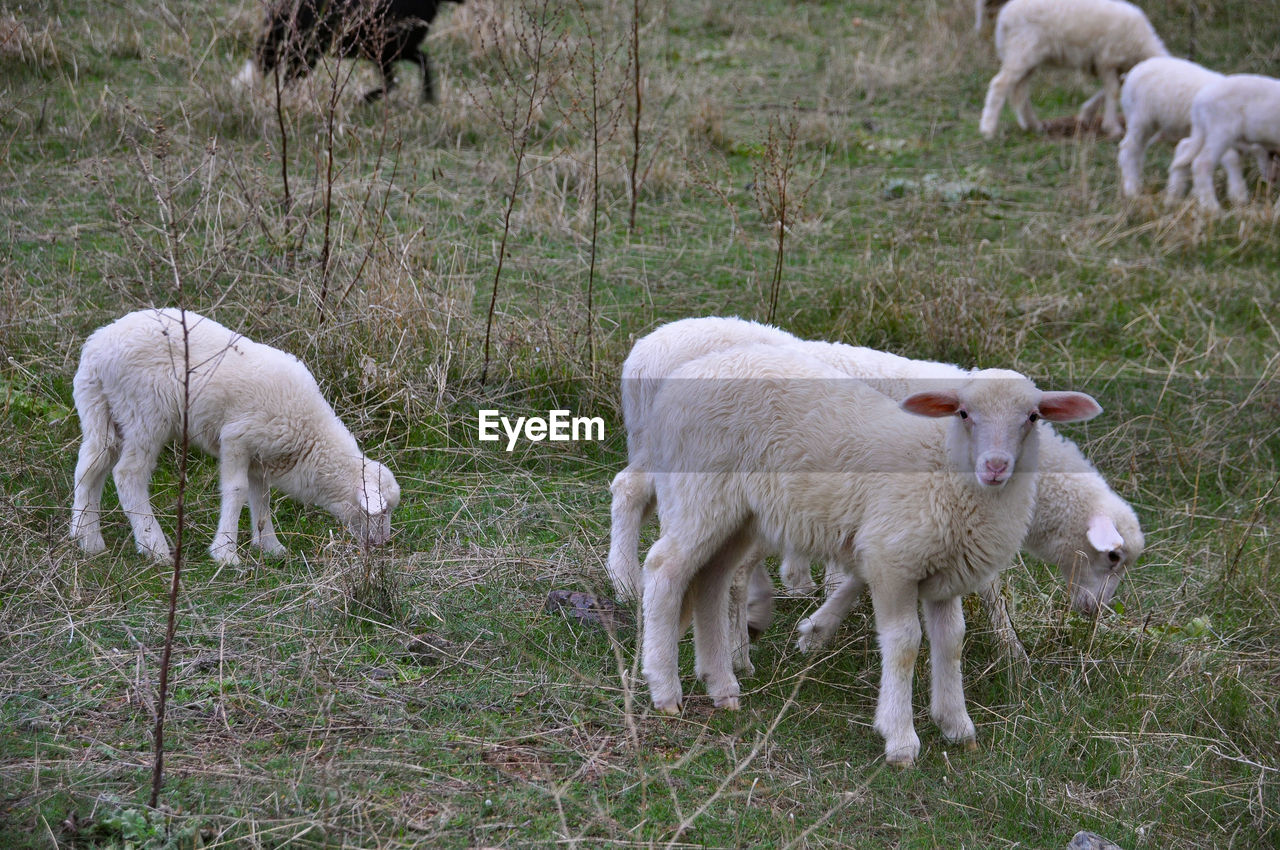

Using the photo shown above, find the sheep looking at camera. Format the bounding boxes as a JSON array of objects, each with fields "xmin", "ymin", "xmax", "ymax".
[
  {"xmin": 979, "ymin": 0, "xmax": 1167, "ymax": 140},
  {"xmin": 70, "ymin": 308, "xmax": 399, "ymax": 565},
  {"xmin": 639, "ymin": 344, "xmax": 1101, "ymax": 765},
  {"xmin": 232, "ymin": 0, "xmax": 461, "ymax": 104},
  {"xmin": 1167, "ymin": 73, "xmax": 1280, "ymax": 212}
]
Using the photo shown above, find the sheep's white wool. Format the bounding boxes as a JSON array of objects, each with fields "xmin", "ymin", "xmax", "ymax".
[
  {"xmin": 979, "ymin": 0, "xmax": 1167, "ymax": 140},
  {"xmin": 70, "ymin": 308, "xmax": 399, "ymax": 564},
  {"xmin": 637, "ymin": 343, "xmax": 1100, "ymax": 765},
  {"xmin": 1167, "ymin": 73, "xmax": 1280, "ymax": 211}
]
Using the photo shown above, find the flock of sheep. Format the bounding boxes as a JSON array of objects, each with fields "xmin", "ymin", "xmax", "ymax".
[
  {"xmin": 981, "ymin": 0, "xmax": 1278, "ymax": 211},
  {"xmin": 66, "ymin": 0, "xmax": 1274, "ymax": 768},
  {"xmin": 605, "ymin": 317, "xmax": 1142, "ymax": 766}
]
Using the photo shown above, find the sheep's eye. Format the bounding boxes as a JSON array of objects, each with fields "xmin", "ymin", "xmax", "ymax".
[
  {"xmin": 1029, "ymin": 412, "xmax": 1040, "ymax": 423},
  {"xmin": 958, "ymin": 410, "xmax": 969, "ymax": 420},
  {"xmin": 1108, "ymin": 550, "xmax": 1123, "ymax": 565}
]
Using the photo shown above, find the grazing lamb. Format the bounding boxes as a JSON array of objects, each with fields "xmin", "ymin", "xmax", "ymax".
[
  {"xmin": 979, "ymin": 0, "xmax": 1168, "ymax": 140},
  {"xmin": 232, "ymin": 0, "xmax": 461, "ymax": 104},
  {"xmin": 1117, "ymin": 57, "xmax": 1264, "ymax": 201},
  {"xmin": 639, "ymin": 344, "xmax": 1101, "ymax": 765},
  {"xmin": 70, "ymin": 309, "xmax": 400, "ymax": 565},
  {"xmin": 1167, "ymin": 74, "xmax": 1280, "ymax": 212}
]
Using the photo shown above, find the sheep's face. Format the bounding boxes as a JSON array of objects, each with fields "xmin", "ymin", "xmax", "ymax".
[
  {"xmin": 343, "ymin": 460, "xmax": 401, "ymax": 548},
  {"xmin": 1066, "ymin": 511, "xmax": 1145, "ymax": 615},
  {"xmin": 902, "ymin": 370, "xmax": 1103, "ymax": 488}
]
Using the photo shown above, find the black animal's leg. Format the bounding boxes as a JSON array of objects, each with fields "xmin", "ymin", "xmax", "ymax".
[
  {"xmin": 415, "ymin": 50, "xmax": 434, "ymax": 103},
  {"xmin": 362, "ymin": 59, "xmax": 395, "ymax": 103}
]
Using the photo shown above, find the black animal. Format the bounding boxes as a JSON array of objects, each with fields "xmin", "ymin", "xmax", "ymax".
[{"xmin": 243, "ymin": 0, "xmax": 460, "ymax": 103}]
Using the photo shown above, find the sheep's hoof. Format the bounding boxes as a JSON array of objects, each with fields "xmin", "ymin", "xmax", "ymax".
[
  {"xmin": 795, "ymin": 617, "xmax": 827, "ymax": 653},
  {"xmin": 886, "ymin": 753, "xmax": 916, "ymax": 769},
  {"xmin": 963, "ymin": 738, "xmax": 979, "ymax": 752},
  {"xmin": 712, "ymin": 695, "xmax": 740, "ymax": 711},
  {"xmin": 654, "ymin": 701, "xmax": 682, "ymax": 716}
]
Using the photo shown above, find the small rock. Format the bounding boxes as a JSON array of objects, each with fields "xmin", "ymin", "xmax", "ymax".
[
  {"xmin": 403, "ymin": 632, "xmax": 462, "ymax": 665},
  {"xmin": 1068, "ymin": 831, "xmax": 1124, "ymax": 850},
  {"xmin": 545, "ymin": 590, "xmax": 632, "ymax": 632}
]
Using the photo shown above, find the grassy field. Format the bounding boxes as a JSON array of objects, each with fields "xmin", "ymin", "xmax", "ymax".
[{"xmin": 2, "ymin": 0, "xmax": 1278, "ymax": 847}]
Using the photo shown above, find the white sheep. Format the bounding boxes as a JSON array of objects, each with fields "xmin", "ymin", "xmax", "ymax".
[
  {"xmin": 639, "ymin": 343, "xmax": 1101, "ymax": 765},
  {"xmin": 1167, "ymin": 73, "xmax": 1280, "ymax": 212},
  {"xmin": 770, "ymin": 341, "xmax": 1143, "ymax": 616},
  {"xmin": 607, "ymin": 316, "xmax": 797, "ymax": 600},
  {"xmin": 70, "ymin": 308, "xmax": 400, "ymax": 564},
  {"xmin": 1117, "ymin": 56, "xmax": 1264, "ymax": 202},
  {"xmin": 979, "ymin": 0, "xmax": 1168, "ymax": 140}
]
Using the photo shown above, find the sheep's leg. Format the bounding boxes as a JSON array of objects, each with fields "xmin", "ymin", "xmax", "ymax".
[
  {"xmin": 727, "ymin": 544, "xmax": 772, "ymax": 674},
  {"xmin": 779, "ymin": 548, "xmax": 816, "ymax": 593},
  {"xmin": 923, "ymin": 595, "xmax": 977, "ymax": 748},
  {"xmin": 1221, "ymin": 147, "xmax": 1249, "ymax": 206},
  {"xmin": 1191, "ymin": 136, "xmax": 1228, "ymax": 212},
  {"xmin": 70, "ymin": 398, "xmax": 119, "ymax": 554},
  {"xmin": 745, "ymin": 553, "xmax": 775, "ymax": 638},
  {"xmin": 1077, "ymin": 89, "xmax": 1104, "ymax": 124},
  {"xmin": 210, "ymin": 446, "xmax": 252, "ymax": 565},
  {"xmin": 113, "ymin": 439, "xmax": 170, "ymax": 561},
  {"xmin": 247, "ymin": 465, "xmax": 286, "ymax": 557},
  {"xmin": 796, "ymin": 566, "xmax": 868, "ymax": 652},
  {"xmin": 691, "ymin": 530, "xmax": 754, "ymax": 709},
  {"xmin": 869, "ymin": 577, "xmax": 923, "ymax": 767},
  {"xmin": 1009, "ymin": 73, "xmax": 1041, "ymax": 133},
  {"xmin": 1097, "ymin": 69, "xmax": 1123, "ymax": 138},
  {"xmin": 606, "ymin": 466, "xmax": 653, "ymax": 600},
  {"xmin": 977, "ymin": 577, "xmax": 1031, "ymax": 675},
  {"xmin": 980, "ymin": 66, "xmax": 1024, "ymax": 139},
  {"xmin": 1117, "ymin": 121, "xmax": 1155, "ymax": 198},
  {"xmin": 641, "ymin": 535, "xmax": 707, "ymax": 713},
  {"xmin": 973, "ymin": 0, "xmax": 986, "ymax": 33},
  {"xmin": 1165, "ymin": 134, "xmax": 1201, "ymax": 204}
]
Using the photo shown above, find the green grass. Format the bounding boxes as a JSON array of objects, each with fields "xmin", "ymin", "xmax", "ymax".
[{"xmin": 2, "ymin": 0, "xmax": 1279, "ymax": 847}]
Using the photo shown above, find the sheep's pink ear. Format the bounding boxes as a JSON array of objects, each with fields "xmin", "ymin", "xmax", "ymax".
[
  {"xmin": 1086, "ymin": 514, "xmax": 1124, "ymax": 553},
  {"xmin": 901, "ymin": 390, "xmax": 961, "ymax": 418},
  {"xmin": 1037, "ymin": 391, "xmax": 1102, "ymax": 423}
]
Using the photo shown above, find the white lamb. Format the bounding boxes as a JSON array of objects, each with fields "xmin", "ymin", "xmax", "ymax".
[
  {"xmin": 70, "ymin": 308, "xmax": 400, "ymax": 564},
  {"xmin": 639, "ymin": 344, "xmax": 1101, "ymax": 765},
  {"xmin": 979, "ymin": 0, "xmax": 1168, "ymax": 140},
  {"xmin": 1118, "ymin": 57, "xmax": 1263, "ymax": 202},
  {"xmin": 1167, "ymin": 74, "xmax": 1280, "ymax": 212},
  {"xmin": 607, "ymin": 316, "xmax": 797, "ymax": 600},
  {"xmin": 770, "ymin": 341, "xmax": 1143, "ymax": 617}
]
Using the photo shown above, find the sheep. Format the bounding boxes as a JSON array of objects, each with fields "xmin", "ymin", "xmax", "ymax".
[
  {"xmin": 1167, "ymin": 74, "xmax": 1280, "ymax": 212},
  {"xmin": 70, "ymin": 308, "xmax": 400, "ymax": 565},
  {"xmin": 638, "ymin": 343, "xmax": 1101, "ymax": 765},
  {"xmin": 979, "ymin": 0, "xmax": 1168, "ymax": 140},
  {"xmin": 767, "ymin": 342, "xmax": 1143, "ymax": 617},
  {"xmin": 232, "ymin": 0, "xmax": 461, "ymax": 104},
  {"xmin": 608, "ymin": 318, "xmax": 1142, "ymax": 657},
  {"xmin": 1117, "ymin": 56, "xmax": 1263, "ymax": 202},
  {"xmin": 607, "ymin": 316, "xmax": 798, "ymax": 600}
]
